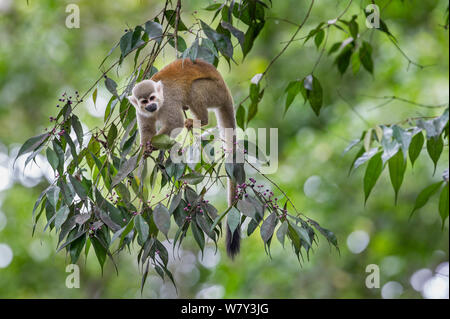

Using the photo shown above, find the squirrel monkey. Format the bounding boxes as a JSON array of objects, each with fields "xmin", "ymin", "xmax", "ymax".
[{"xmin": 128, "ymin": 59, "xmax": 240, "ymax": 258}]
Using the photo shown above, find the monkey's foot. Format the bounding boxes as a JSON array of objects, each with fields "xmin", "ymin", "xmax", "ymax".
[{"xmin": 184, "ymin": 118, "xmax": 194, "ymax": 130}]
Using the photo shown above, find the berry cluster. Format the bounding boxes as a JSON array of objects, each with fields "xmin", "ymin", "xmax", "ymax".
[
  {"xmin": 234, "ymin": 177, "xmax": 288, "ymax": 218},
  {"xmin": 107, "ymin": 191, "xmax": 119, "ymax": 205},
  {"xmin": 183, "ymin": 199, "xmax": 210, "ymax": 222}
]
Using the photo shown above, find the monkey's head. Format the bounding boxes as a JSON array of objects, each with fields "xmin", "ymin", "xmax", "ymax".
[{"xmin": 127, "ymin": 80, "xmax": 164, "ymax": 116}]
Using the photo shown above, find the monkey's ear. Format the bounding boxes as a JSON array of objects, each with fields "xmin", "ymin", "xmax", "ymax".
[
  {"xmin": 127, "ymin": 95, "xmax": 138, "ymax": 107},
  {"xmin": 155, "ymin": 80, "xmax": 164, "ymax": 94}
]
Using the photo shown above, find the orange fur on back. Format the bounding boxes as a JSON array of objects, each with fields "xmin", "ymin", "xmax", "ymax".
[{"xmin": 151, "ymin": 59, "xmax": 221, "ymax": 88}]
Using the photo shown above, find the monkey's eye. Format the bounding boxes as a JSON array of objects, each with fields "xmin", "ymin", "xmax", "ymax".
[
  {"xmin": 141, "ymin": 99, "xmax": 148, "ymax": 104},
  {"xmin": 149, "ymin": 96, "xmax": 156, "ymax": 101}
]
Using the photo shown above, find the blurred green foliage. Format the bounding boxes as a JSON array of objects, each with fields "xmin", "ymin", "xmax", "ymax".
[{"xmin": 0, "ymin": 0, "xmax": 448, "ymax": 298}]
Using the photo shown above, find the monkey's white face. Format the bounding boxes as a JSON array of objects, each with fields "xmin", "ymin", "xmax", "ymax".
[{"xmin": 127, "ymin": 80, "xmax": 164, "ymax": 117}]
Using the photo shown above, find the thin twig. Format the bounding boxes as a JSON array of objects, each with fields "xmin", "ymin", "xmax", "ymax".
[
  {"xmin": 311, "ymin": 26, "xmax": 330, "ymax": 74},
  {"xmin": 362, "ymin": 94, "xmax": 449, "ymax": 110},
  {"xmin": 237, "ymin": 0, "xmax": 315, "ymax": 106},
  {"xmin": 262, "ymin": 0, "xmax": 315, "ymax": 77},
  {"xmin": 337, "ymin": 90, "xmax": 371, "ymax": 126},
  {"xmin": 174, "ymin": 0, "xmax": 182, "ymax": 59}
]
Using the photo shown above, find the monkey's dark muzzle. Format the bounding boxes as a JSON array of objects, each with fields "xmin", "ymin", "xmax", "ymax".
[{"xmin": 145, "ymin": 104, "xmax": 157, "ymax": 112}]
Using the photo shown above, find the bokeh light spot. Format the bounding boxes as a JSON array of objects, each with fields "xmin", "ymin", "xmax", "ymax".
[
  {"xmin": 346, "ymin": 230, "xmax": 370, "ymax": 254},
  {"xmin": 0, "ymin": 243, "xmax": 13, "ymax": 268},
  {"xmin": 381, "ymin": 281, "xmax": 403, "ymax": 299}
]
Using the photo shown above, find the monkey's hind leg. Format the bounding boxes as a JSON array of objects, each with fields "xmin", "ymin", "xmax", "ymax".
[{"xmin": 189, "ymin": 79, "xmax": 211, "ymax": 127}]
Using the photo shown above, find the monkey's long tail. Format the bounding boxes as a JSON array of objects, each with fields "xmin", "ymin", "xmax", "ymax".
[
  {"xmin": 215, "ymin": 106, "xmax": 240, "ymax": 259},
  {"xmin": 226, "ymin": 177, "xmax": 240, "ymax": 259}
]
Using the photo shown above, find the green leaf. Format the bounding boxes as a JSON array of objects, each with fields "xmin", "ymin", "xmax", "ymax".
[
  {"xmin": 221, "ymin": 21, "xmax": 245, "ymax": 49},
  {"xmin": 119, "ymin": 31, "xmax": 133, "ymax": 56},
  {"xmin": 417, "ymin": 109, "xmax": 449, "ymax": 139},
  {"xmin": 364, "ymin": 152, "xmax": 383, "ymax": 204},
  {"xmin": 227, "ymin": 207, "xmax": 241, "ymax": 234},
  {"xmin": 411, "ymin": 181, "xmax": 444, "ymax": 217},
  {"xmin": 349, "ymin": 18, "xmax": 359, "ymax": 39},
  {"xmin": 409, "ymin": 131, "xmax": 424, "ymax": 167},
  {"xmin": 168, "ymin": 36, "xmax": 187, "ymax": 52},
  {"xmin": 62, "ymin": 132, "xmax": 78, "ymax": 164},
  {"xmin": 46, "ymin": 186, "xmax": 60, "ymax": 209},
  {"xmin": 335, "ymin": 47, "xmax": 353, "ymax": 75},
  {"xmin": 52, "ymin": 139, "xmax": 65, "ymax": 173},
  {"xmin": 69, "ymin": 175, "xmax": 87, "ymax": 200},
  {"xmin": 388, "ymin": 150, "xmax": 407, "ymax": 203},
  {"xmin": 15, "ymin": 133, "xmax": 49, "ymax": 164},
  {"xmin": 392, "ymin": 125, "xmax": 412, "ymax": 158},
  {"xmin": 292, "ymin": 223, "xmax": 312, "ymax": 248},
  {"xmin": 164, "ymin": 9, "xmax": 188, "ymax": 31},
  {"xmin": 287, "ymin": 224, "xmax": 302, "ymax": 255},
  {"xmin": 328, "ymin": 42, "xmax": 342, "ymax": 55},
  {"xmin": 191, "ymin": 221, "xmax": 205, "ymax": 253},
  {"xmin": 242, "ymin": 22, "xmax": 264, "ymax": 59},
  {"xmin": 122, "ymin": 129, "xmax": 137, "ymax": 157},
  {"xmin": 310, "ymin": 220, "xmax": 339, "ymax": 248},
  {"xmin": 344, "ymin": 139, "xmax": 362, "ymax": 154},
  {"xmin": 71, "ymin": 115, "xmax": 84, "ymax": 147},
  {"xmin": 351, "ymin": 50, "xmax": 361, "ymax": 74},
  {"xmin": 57, "ymin": 229, "xmax": 86, "ymax": 252},
  {"xmin": 225, "ymin": 162, "xmax": 246, "ymax": 185},
  {"xmin": 276, "ymin": 221, "xmax": 288, "ymax": 247},
  {"xmin": 381, "ymin": 126, "xmax": 400, "ymax": 164},
  {"xmin": 236, "ymin": 104, "xmax": 246, "ymax": 130},
  {"xmin": 247, "ymin": 101, "xmax": 259, "ymax": 124},
  {"xmin": 105, "ymin": 77, "xmax": 118, "ymax": 97},
  {"xmin": 363, "ymin": 129, "xmax": 373, "ymax": 151},
  {"xmin": 180, "ymin": 172, "xmax": 204, "ymax": 185},
  {"xmin": 237, "ymin": 197, "xmax": 256, "ymax": 219},
  {"xmin": 153, "ymin": 204, "xmax": 171, "ymax": 237},
  {"xmin": 111, "ymin": 154, "xmax": 138, "ymax": 188},
  {"xmin": 183, "ymin": 38, "xmax": 199, "ymax": 62},
  {"xmin": 354, "ymin": 147, "xmax": 379, "ymax": 170},
  {"xmin": 249, "ymin": 83, "xmax": 260, "ymax": 102},
  {"xmin": 169, "ymin": 192, "xmax": 183, "ymax": 215},
  {"xmin": 91, "ymin": 237, "xmax": 107, "ymax": 271},
  {"xmin": 303, "ymin": 75, "xmax": 323, "ymax": 116},
  {"xmin": 135, "ymin": 214, "xmax": 149, "ymax": 245},
  {"xmin": 54, "ymin": 206, "xmax": 70, "ymax": 230},
  {"xmin": 197, "ymin": 38, "xmax": 218, "ymax": 64},
  {"xmin": 200, "ymin": 20, "xmax": 233, "ymax": 59},
  {"xmin": 91, "ymin": 87, "xmax": 98, "ymax": 106},
  {"xmin": 107, "ymin": 123, "xmax": 118, "ymax": 148},
  {"xmin": 304, "ymin": 23, "xmax": 324, "ymax": 43},
  {"xmin": 151, "ymin": 134, "xmax": 176, "ymax": 149},
  {"xmin": 204, "ymin": 3, "xmax": 223, "ymax": 11},
  {"xmin": 247, "ymin": 219, "xmax": 259, "ymax": 236},
  {"xmin": 260, "ymin": 212, "xmax": 277, "ymax": 243},
  {"xmin": 284, "ymin": 81, "xmax": 302, "ymax": 115},
  {"xmin": 196, "ymin": 214, "xmax": 215, "ymax": 241},
  {"xmin": 46, "ymin": 148, "xmax": 59, "ymax": 172},
  {"xmin": 439, "ymin": 183, "xmax": 449, "ymax": 227},
  {"xmin": 359, "ymin": 41, "xmax": 373, "ymax": 74},
  {"xmin": 144, "ymin": 20, "xmax": 163, "ymax": 42},
  {"xmin": 69, "ymin": 234, "xmax": 86, "ymax": 264},
  {"xmin": 184, "ymin": 187, "xmax": 198, "ymax": 204},
  {"xmin": 314, "ymin": 29, "xmax": 325, "ymax": 48},
  {"xmin": 426, "ymin": 135, "xmax": 444, "ymax": 174},
  {"xmin": 172, "ymin": 202, "xmax": 188, "ymax": 228}
]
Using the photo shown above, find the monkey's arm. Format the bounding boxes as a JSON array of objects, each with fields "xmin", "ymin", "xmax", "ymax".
[
  {"xmin": 137, "ymin": 116, "xmax": 156, "ymax": 148},
  {"xmin": 156, "ymin": 101, "xmax": 185, "ymax": 137}
]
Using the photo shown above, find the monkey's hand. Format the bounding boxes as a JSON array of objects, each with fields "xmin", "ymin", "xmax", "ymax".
[
  {"xmin": 142, "ymin": 141, "xmax": 157, "ymax": 157},
  {"xmin": 184, "ymin": 118, "xmax": 194, "ymax": 131}
]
